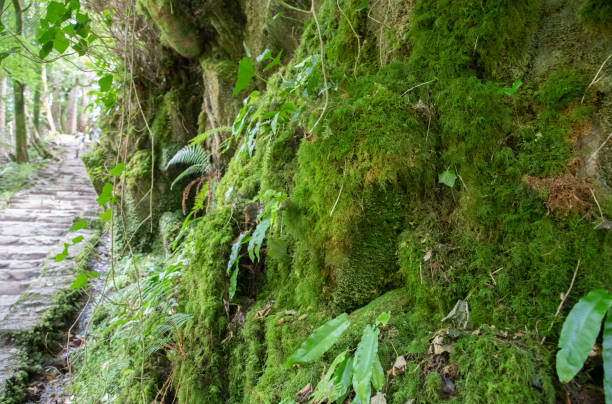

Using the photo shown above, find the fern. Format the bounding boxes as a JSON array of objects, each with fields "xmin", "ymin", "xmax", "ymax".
[
  {"xmin": 189, "ymin": 126, "xmax": 232, "ymax": 145},
  {"xmin": 166, "ymin": 144, "xmax": 208, "ymax": 169},
  {"xmin": 166, "ymin": 144, "xmax": 209, "ymax": 189}
]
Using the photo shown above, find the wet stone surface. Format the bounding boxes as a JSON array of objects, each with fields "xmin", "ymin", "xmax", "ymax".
[{"xmin": 0, "ymin": 135, "xmax": 99, "ymax": 388}]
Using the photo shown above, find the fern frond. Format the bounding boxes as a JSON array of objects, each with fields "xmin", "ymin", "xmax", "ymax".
[
  {"xmin": 170, "ymin": 164, "xmax": 205, "ymax": 190},
  {"xmin": 165, "ymin": 144, "xmax": 208, "ymax": 169},
  {"xmin": 189, "ymin": 126, "xmax": 232, "ymax": 145}
]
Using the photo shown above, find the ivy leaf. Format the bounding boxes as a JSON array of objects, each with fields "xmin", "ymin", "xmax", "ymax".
[
  {"xmin": 375, "ymin": 312, "xmax": 390, "ymax": 326},
  {"xmin": 501, "ymin": 79, "xmax": 523, "ymax": 96},
  {"xmin": 285, "ymin": 313, "xmax": 350, "ymax": 367},
  {"xmin": 53, "ymin": 33, "xmax": 70, "ymax": 54},
  {"xmin": 100, "ymin": 209, "xmax": 112, "ymax": 223},
  {"xmin": 263, "ymin": 50, "xmax": 283, "ymax": 72},
  {"xmin": 109, "ymin": 162, "xmax": 125, "ymax": 176},
  {"xmin": 603, "ymin": 309, "xmax": 612, "ymax": 403},
  {"xmin": 87, "ymin": 270, "xmax": 99, "ymax": 279},
  {"xmin": 438, "ymin": 170, "xmax": 457, "ymax": 188},
  {"xmin": 96, "ymin": 183, "xmax": 113, "ymax": 206},
  {"xmin": 371, "ymin": 354, "xmax": 384, "ymax": 391},
  {"xmin": 557, "ymin": 289, "xmax": 612, "ymax": 382},
  {"xmin": 45, "ymin": 1, "xmax": 66, "ymax": 23},
  {"xmin": 70, "ymin": 273, "xmax": 89, "ymax": 290},
  {"xmin": 68, "ymin": 220, "xmax": 87, "ymax": 232},
  {"xmin": 98, "ymin": 74, "xmax": 113, "ymax": 92},
  {"xmin": 54, "ymin": 243, "xmax": 70, "ymax": 262},
  {"xmin": 37, "ymin": 27, "xmax": 57, "ymax": 44},
  {"xmin": 227, "ymin": 231, "xmax": 249, "ymax": 275},
  {"xmin": 71, "ymin": 235, "xmax": 84, "ymax": 244},
  {"xmin": 39, "ymin": 42, "xmax": 54, "ymax": 59},
  {"xmin": 353, "ymin": 324, "xmax": 379, "ymax": 403},
  {"xmin": 248, "ymin": 218, "xmax": 271, "ymax": 262},
  {"xmin": 68, "ymin": 0, "xmax": 80, "ymax": 11},
  {"xmin": 233, "ymin": 57, "xmax": 255, "ymax": 96}
]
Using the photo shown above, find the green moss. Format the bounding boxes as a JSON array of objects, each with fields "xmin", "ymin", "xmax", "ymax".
[
  {"xmin": 138, "ymin": 0, "xmax": 203, "ymax": 58},
  {"xmin": 537, "ymin": 69, "xmax": 588, "ymax": 110},
  {"xmin": 289, "ymin": 63, "xmax": 436, "ymax": 311},
  {"xmin": 175, "ymin": 207, "xmax": 235, "ymax": 403},
  {"xmin": 452, "ymin": 331, "xmax": 555, "ymax": 403},
  {"xmin": 408, "ymin": 0, "xmax": 542, "ymax": 80},
  {"xmin": 579, "ymin": 0, "xmax": 612, "ymax": 28}
]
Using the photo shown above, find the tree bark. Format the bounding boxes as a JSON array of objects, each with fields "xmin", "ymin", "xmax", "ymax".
[
  {"xmin": 66, "ymin": 83, "xmax": 78, "ymax": 134},
  {"xmin": 33, "ymin": 87, "xmax": 40, "ymax": 134},
  {"xmin": 78, "ymin": 86, "xmax": 88, "ymax": 133},
  {"xmin": 0, "ymin": 76, "xmax": 7, "ymax": 152},
  {"xmin": 12, "ymin": 0, "xmax": 27, "ymax": 163},
  {"xmin": 41, "ymin": 63, "xmax": 57, "ymax": 135}
]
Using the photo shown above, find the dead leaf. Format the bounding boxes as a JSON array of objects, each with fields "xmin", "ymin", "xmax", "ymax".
[
  {"xmin": 429, "ymin": 331, "xmax": 454, "ymax": 355},
  {"xmin": 284, "ymin": 310, "xmax": 298, "ymax": 316},
  {"xmin": 221, "ymin": 330, "xmax": 234, "ymax": 344},
  {"xmin": 372, "ymin": 393, "xmax": 387, "ymax": 404},
  {"xmin": 298, "ymin": 314, "xmax": 307, "ymax": 321},
  {"xmin": 441, "ymin": 300, "xmax": 469, "ymax": 329},
  {"xmin": 423, "ymin": 249, "xmax": 432, "ymax": 261},
  {"xmin": 392, "ymin": 355, "xmax": 407, "ymax": 376},
  {"xmin": 254, "ymin": 301, "xmax": 275, "ymax": 319},
  {"xmin": 278, "ymin": 317, "xmax": 285, "ymax": 325},
  {"xmin": 296, "ymin": 383, "xmax": 312, "ymax": 402}
]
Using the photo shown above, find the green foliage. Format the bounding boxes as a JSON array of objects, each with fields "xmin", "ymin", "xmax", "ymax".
[
  {"xmin": 538, "ymin": 69, "xmax": 588, "ymax": 109},
  {"xmin": 352, "ymin": 324, "xmax": 379, "ymax": 402},
  {"xmin": 556, "ymin": 290, "xmax": 612, "ymax": 384},
  {"xmin": 500, "ymin": 79, "xmax": 523, "ymax": 96},
  {"xmin": 579, "ymin": 0, "xmax": 612, "ymax": 27},
  {"xmin": 285, "ymin": 313, "xmax": 350, "ymax": 367},
  {"xmin": 287, "ymin": 311, "xmax": 390, "ymax": 402},
  {"xmin": 438, "ymin": 170, "xmax": 457, "ymax": 188},
  {"xmin": 166, "ymin": 144, "xmax": 208, "ymax": 189}
]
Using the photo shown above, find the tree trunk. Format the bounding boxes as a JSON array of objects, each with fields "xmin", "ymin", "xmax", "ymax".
[
  {"xmin": 25, "ymin": 99, "xmax": 54, "ymax": 159},
  {"xmin": 12, "ymin": 0, "xmax": 27, "ymax": 163},
  {"xmin": 78, "ymin": 86, "xmax": 88, "ymax": 133},
  {"xmin": 41, "ymin": 63, "xmax": 57, "ymax": 135},
  {"xmin": 0, "ymin": 76, "xmax": 7, "ymax": 152},
  {"xmin": 66, "ymin": 84, "xmax": 78, "ymax": 134},
  {"xmin": 51, "ymin": 86, "xmax": 62, "ymax": 133},
  {"xmin": 33, "ymin": 87, "xmax": 40, "ymax": 134}
]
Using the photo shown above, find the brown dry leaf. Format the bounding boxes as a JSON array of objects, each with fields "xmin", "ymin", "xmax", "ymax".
[
  {"xmin": 442, "ymin": 363, "xmax": 458, "ymax": 379},
  {"xmin": 372, "ymin": 393, "xmax": 387, "ymax": 404},
  {"xmin": 392, "ymin": 355, "xmax": 407, "ymax": 376},
  {"xmin": 523, "ymin": 174, "xmax": 592, "ymax": 214},
  {"xmin": 295, "ymin": 383, "xmax": 313, "ymax": 403},
  {"xmin": 254, "ymin": 301, "xmax": 275, "ymax": 320},
  {"xmin": 429, "ymin": 330, "xmax": 454, "ymax": 355},
  {"xmin": 221, "ymin": 330, "xmax": 234, "ymax": 345}
]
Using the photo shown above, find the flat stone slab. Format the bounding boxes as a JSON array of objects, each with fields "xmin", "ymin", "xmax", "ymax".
[{"xmin": 0, "ymin": 135, "xmax": 100, "ymax": 392}]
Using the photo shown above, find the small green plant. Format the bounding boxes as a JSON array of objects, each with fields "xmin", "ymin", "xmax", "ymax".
[
  {"xmin": 225, "ymin": 189, "xmax": 287, "ymax": 298},
  {"xmin": 286, "ymin": 312, "xmax": 391, "ymax": 403},
  {"xmin": 556, "ymin": 289, "xmax": 612, "ymax": 402},
  {"xmin": 165, "ymin": 144, "xmax": 209, "ymax": 190},
  {"xmin": 499, "ymin": 79, "xmax": 522, "ymax": 96}
]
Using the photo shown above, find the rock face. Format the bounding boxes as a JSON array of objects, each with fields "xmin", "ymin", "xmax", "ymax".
[{"xmin": 0, "ymin": 135, "xmax": 99, "ymax": 386}]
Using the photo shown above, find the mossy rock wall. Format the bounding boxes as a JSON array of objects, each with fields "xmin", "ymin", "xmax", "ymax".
[{"xmin": 90, "ymin": 0, "xmax": 612, "ymax": 402}]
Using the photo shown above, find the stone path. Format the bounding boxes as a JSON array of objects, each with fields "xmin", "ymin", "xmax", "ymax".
[{"xmin": 0, "ymin": 135, "xmax": 99, "ymax": 386}]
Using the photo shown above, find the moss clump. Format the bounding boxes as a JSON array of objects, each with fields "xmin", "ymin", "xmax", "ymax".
[
  {"xmin": 175, "ymin": 207, "xmax": 235, "ymax": 403},
  {"xmin": 537, "ymin": 69, "xmax": 588, "ymax": 110},
  {"xmin": 408, "ymin": 0, "xmax": 542, "ymax": 80},
  {"xmin": 289, "ymin": 63, "xmax": 436, "ymax": 311},
  {"xmin": 579, "ymin": 0, "xmax": 612, "ymax": 28}
]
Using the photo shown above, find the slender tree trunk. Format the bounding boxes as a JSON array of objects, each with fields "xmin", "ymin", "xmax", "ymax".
[
  {"xmin": 41, "ymin": 63, "xmax": 56, "ymax": 135},
  {"xmin": 66, "ymin": 84, "xmax": 78, "ymax": 134},
  {"xmin": 33, "ymin": 87, "xmax": 40, "ymax": 133},
  {"xmin": 0, "ymin": 76, "xmax": 6, "ymax": 152},
  {"xmin": 51, "ymin": 85, "xmax": 62, "ymax": 133},
  {"xmin": 78, "ymin": 86, "xmax": 88, "ymax": 133},
  {"xmin": 12, "ymin": 0, "xmax": 27, "ymax": 162},
  {"xmin": 25, "ymin": 100, "xmax": 54, "ymax": 159}
]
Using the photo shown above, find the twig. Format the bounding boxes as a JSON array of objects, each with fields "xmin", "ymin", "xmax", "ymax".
[
  {"xmin": 589, "ymin": 187, "xmax": 604, "ymax": 221},
  {"xmin": 329, "ymin": 183, "xmax": 344, "ymax": 217},
  {"xmin": 587, "ymin": 132, "xmax": 612, "ymax": 162},
  {"xmin": 540, "ymin": 259, "xmax": 580, "ymax": 344},
  {"xmin": 337, "ymin": 0, "xmax": 361, "ymax": 78},
  {"xmin": 308, "ymin": 0, "xmax": 329, "ymax": 136},
  {"xmin": 277, "ymin": 0, "xmax": 310, "ymax": 13},
  {"xmin": 581, "ymin": 54, "xmax": 611, "ymax": 104},
  {"xmin": 400, "ymin": 79, "xmax": 437, "ymax": 97}
]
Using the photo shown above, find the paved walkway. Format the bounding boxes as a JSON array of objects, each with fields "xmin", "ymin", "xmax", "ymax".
[{"xmin": 0, "ymin": 135, "xmax": 99, "ymax": 386}]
